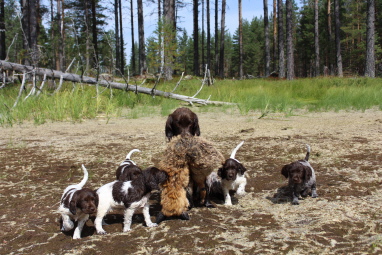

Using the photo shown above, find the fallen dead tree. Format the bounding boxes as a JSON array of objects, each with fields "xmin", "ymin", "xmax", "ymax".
[{"xmin": 0, "ymin": 61, "xmax": 234, "ymax": 106}]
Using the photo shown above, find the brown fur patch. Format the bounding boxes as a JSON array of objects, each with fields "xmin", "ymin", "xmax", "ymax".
[{"xmin": 158, "ymin": 135, "xmax": 224, "ymax": 216}]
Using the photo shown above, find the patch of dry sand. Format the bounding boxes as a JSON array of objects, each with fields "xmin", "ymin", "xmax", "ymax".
[{"xmin": 0, "ymin": 109, "xmax": 381, "ymax": 254}]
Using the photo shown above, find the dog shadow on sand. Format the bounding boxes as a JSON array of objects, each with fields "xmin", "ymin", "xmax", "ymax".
[{"xmin": 266, "ymin": 185, "xmax": 295, "ymax": 204}]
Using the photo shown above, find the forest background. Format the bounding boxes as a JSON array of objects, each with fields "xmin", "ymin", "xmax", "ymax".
[{"xmin": 0, "ymin": 0, "xmax": 381, "ymax": 80}]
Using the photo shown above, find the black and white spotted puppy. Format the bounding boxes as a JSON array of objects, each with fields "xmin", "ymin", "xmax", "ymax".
[
  {"xmin": 281, "ymin": 144, "xmax": 318, "ymax": 205},
  {"xmin": 58, "ymin": 165, "xmax": 98, "ymax": 239},
  {"xmin": 116, "ymin": 149, "xmax": 142, "ymax": 181},
  {"xmin": 95, "ymin": 167, "xmax": 168, "ymax": 234},
  {"xmin": 218, "ymin": 141, "xmax": 247, "ymax": 205}
]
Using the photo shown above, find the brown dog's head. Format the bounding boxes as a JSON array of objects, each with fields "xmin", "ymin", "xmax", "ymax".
[
  {"xmin": 165, "ymin": 107, "xmax": 200, "ymax": 141},
  {"xmin": 281, "ymin": 161, "xmax": 312, "ymax": 184},
  {"xmin": 218, "ymin": 158, "xmax": 247, "ymax": 181},
  {"xmin": 69, "ymin": 188, "xmax": 98, "ymax": 215}
]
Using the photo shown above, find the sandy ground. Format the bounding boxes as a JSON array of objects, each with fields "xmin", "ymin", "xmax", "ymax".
[{"xmin": 0, "ymin": 108, "xmax": 382, "ymax": 254}]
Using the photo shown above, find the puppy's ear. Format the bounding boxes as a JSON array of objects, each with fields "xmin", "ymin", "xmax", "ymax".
[
  {"xmin": 218, "ymin": 167, "xmax": 224, "ymax": 178},
  {"xmin": 94, "ymin": 192, "xmax": 99, "ymax": 207},
  {"xmin": 281, "ymin": 165, "xmax": 290, "ymax": 178},
  {"xmin": 69, "ymin": 194, "xmax": 77, "ymax": 215},
  {"xmin": 193, "ymin": 117, "xmax": 201, "ymax": 136},
  {"xmin": 303, "ymin": 166, "xmax": 312, "ymax": 181},
  {"xmin": 238, "ymin": 163, "xmax": 247, "ymax": 175},
  {"xmin": 165, "ymin": 115, "xmax": 174, "ymax": 141}
]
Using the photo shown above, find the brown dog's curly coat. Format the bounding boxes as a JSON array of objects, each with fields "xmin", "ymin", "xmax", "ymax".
[{"xmin": 157, "ymin": 135, "xmax": 224, "ymax": 221}]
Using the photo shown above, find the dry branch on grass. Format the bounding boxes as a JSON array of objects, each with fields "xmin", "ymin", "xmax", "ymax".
[{"xmin": 0, "ymin": 60, "xmax": 235, "ymax": 106}]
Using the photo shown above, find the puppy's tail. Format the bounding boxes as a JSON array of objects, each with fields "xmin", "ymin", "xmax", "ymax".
[
  {"xmin": 230, "ymin": 141, "xmax": 244, "ymax": 159},
  {"xmin": 125, "ymin": 149, "xmax": 141, "ymax": 160},
  {"xmin": 304, "ymin": 144, "xmax": 311, "ymax": 161},
  {"xmin": 78, "ymin": 164, "xmax": 89, "ymax": 188}
]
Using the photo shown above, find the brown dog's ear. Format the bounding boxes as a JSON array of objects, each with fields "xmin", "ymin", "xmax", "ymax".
[
  {"xmin": 281, "ymin": 165, "xmax": 290, "ymax": 178},
  {"xmin": 192, "ymin": 117, "xmax": 201, "ymax": 136},
  {"xmin": 303, "ymin": 166, "xmax": 312, "ymax": 181},
  {"xmin": 165, "ymin": 115, "xmax": 174, "ymax": 141},
  {"xmin": 69, "ymin": 193, "xmax": 78, "ymax": 215}
]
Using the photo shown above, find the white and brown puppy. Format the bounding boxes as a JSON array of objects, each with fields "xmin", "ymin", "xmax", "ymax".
[
  {"xmin": 58, "ymin": 165, "xmax": 98, "ymax": 239},
  {"xmin": 95, "ymin": 167, "xmax": 168, "ymax": 234},
  {"xmin": 219, "ymin": 141, "xmax": 247, "ymax": 205},
  {"xmin": 281, "ymin": 144, "xmax": 318, "ymax": 205},
  {"xmin": 116, "ymin": 149, "xmax": 142, "ymax": 182}
]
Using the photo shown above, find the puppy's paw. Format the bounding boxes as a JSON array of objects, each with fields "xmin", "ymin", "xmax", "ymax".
[
  {"xmin": 123, "ymin": 228, "xmax": 131, "ymax": 233},
  {"xmin": 72, "ymin": 234, "xmax": 81, "ymax": 239},
  {"xmin": 62, "ymin": 221, "xmax": 74, "ymax": 232},
  {"xmin": 292, "ymin": 200, "xmax": 300, "ymax": 205},
  {"xmin": 147, "ymin": 223, "xmax": 158, "ymax": 228},
  {"xmin": 97, "ymin": 230, "xmax": 108, "ymax": 235}
]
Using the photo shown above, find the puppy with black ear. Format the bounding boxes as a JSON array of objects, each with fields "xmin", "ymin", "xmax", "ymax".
[
  {"xmin": 58, "ymin": 165, "xmax": 98, "ymax": 239},
  {"xmin": 116, "ymin": 149, "xmax": 142, "ymax": 182},
  {"xmin": 165, "ymin": 107, "xmax": 201, "ymax": 141},
  {"xmin": 217, "ymin": 141, "xmax": 247, "ymax": 206},
  {"xmin": 281, "ymin": 144, "xmax": 318, "ymax": 205},
  {"xmin": 95, "ymin": 167, "xmax": 168, "ymax": 234}
]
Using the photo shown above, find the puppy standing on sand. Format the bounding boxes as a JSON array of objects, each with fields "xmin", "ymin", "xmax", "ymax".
[
  {"xmin": 281, "ymin": 144, "xmax": 318, "ymax": 205},
  {"xmin": 207, "ymin": 141, "xmax": 247, "ymax": 206},
  {"xmin": 58, "ymin": 165, "xmax": 98, "ymax": 239},
  {"xmin": 94, "ymin": 167, "xmax": 167, "ymax": 234}
]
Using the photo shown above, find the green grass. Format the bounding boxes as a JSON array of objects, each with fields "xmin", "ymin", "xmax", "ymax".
[{"xmin": 1, "ymin": 77, "xmax": 382, "ymax": 126}]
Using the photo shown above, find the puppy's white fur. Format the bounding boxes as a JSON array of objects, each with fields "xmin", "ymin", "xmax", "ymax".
[{"xmin": 221, "ymin": 173, "xmax": 247, "ymax": 206}]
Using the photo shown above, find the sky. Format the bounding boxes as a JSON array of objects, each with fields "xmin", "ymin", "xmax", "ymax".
[{"xmin": 118, "ymin": 0, "xmax": 267, "ymax": 59}]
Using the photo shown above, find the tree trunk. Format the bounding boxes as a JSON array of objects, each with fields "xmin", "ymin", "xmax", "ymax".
[
  {"xmin": 327, "ymin": 0, "xmax": 333, "ymax": 75},
  {"xmin": 114, "ymin": 0, "xmax": 120, "ymax": 74},
  {"xmin": 263, "ymin": 0, "xmax": 270, "ymax": 77},
  {"xmin": 206, "ymin": 0, "xmax": 211, "ymax": 76},
  {"xmin": 273, "ymin": 0, "xmax": 277, "ymax": 72},
  {"xmin": 239, "ymin": 0, "xmax": 243, "ymax": 78},
  {"xmin": 163, "ymin": 0, "xmax": 175, "ymax": 80},
  {"xmin": 21, "ymin": 0, "xmax": 40, "ymax": 65},
  {"xmin": 91, "ymin": 0, "xmax": 99, "ymax": 71},
  {"xmin": 214, "ymin": 0, "xmax": 219, "ymax": 76},
  {"xmin": 118, "ymin": 0, "xmax": 124, "ymax": 74},
  {"xmin": 50, "ymin": 0, "xmax": 55, "ymax": 69},
  {"xmin": 0, "ymin": 0, "xmax": 5, "ymax": 60},
  {"xmin": 334, "ymin": 0, "xmax": 343, "ymax": 77},
  {"xmin": 85, "ymin": 0, "xmax": 90, "ymax": 72},
  {"xmin": 193, "ymin": 0, "xmax": 199, "ymax": 76},
  {"xmin": 314, "ymin": 0, "xmax": 320, "ymax": 76},
  {"xmin": 202, "ymin": 0, "xmax": 205, "ymax": 70},
  {"xmin": 277, "ymin": 0, "xmax": 285, "ymax": 78},
  {"xmin": 131, "ymin": 0, "xmax": 135, "ymax": 74},
  {"xmin": 285, "ymin": 0, "xmax": 294, "ymax": 80},
  {"xmin": 365, "ymin": 0, "xmax": 375, "ymax": 77},
  {"xmin": 219, "ymin": 0, "xmax": 226, "ymax": 78},
  {"xmin": 138, "ymin": 0, "xmax": 146, "ymax": 75}
]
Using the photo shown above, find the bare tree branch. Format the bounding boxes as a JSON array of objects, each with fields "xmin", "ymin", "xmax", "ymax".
[{"xmin": 0, "ymin": 61, "xmax": 235, "ymax": 106}]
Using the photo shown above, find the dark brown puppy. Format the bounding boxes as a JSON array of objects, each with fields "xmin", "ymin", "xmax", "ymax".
[{"xmin": 165, "ymin": 107, "xmax": 200, "ymax": 141}]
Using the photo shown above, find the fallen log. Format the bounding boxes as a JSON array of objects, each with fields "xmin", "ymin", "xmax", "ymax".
[{"xmin": 0, "ymin": 61, "xmax": 235, "ymax": 106}]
